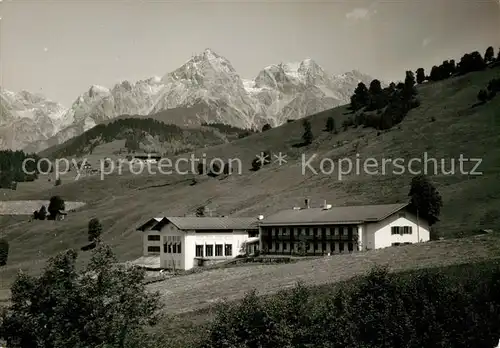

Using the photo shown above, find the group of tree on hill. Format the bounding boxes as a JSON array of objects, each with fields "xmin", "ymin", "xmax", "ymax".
[
  {"xmin": 0, "ymin": 151, "xmax": 49, "ymax": 189},
  {"xmin": 477, "ymin": 77, "xmax": 500, "ymax": 103},
  {"xmin": 32, "ymin": 196, "xmax": 65, "ymax": 221},
  {"xmin": 348, "ymin": 70, "xmax": 420, "ymax": 130},
  {"xmin": 51, "ymin": 118, "xmax": 185, "ymax": 157},
  {"xmin": 416, "ymin": 46, "xmax": 498, "ymax": 84}
]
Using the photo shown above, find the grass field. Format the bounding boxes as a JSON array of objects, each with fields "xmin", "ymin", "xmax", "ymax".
[{"xmin": 0, "ymin": 68, "xmax": 499, "ymax": 304}]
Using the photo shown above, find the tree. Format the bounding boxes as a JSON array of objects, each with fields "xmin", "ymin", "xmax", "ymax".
[
  {"xmin": 416, "ymin": 68, "xmax": 426, "ymax": 84},
  {"xmin": 429, "ymin": 65, "xmax": 442, "ymax": 81},
  {"xmin": 485, "ymin": 46, "xmax": 495, "ymax": 63},
  {"xmin": 197, "ymin": 162, "xmax": 206, "ymax": 175},
  {"xmin": 325, "ymin": 116, "xmax": 336, "ymax": 133},
  {"xmin": 251, "ymin": 158, "xmax": 262, "ymax": 171},
  {"xmin": 477, "ymin": 89, "xmax": 488, "ymax": 103},
  {"xmin": 0, "ymin": 238, "xmax": 9, "ymax": 266},
  {"xmin": 88, "ymin": 218, "xmax": 103, "ymax": 242},
  {"xmin": 196, "ymin": 206, "xmax": 205, "ymax": 217},
  {"xmin": 0, "ymin": 244, "xmax": 163, "ymax": 348},
  {"xmin": 403, "ymin": 70, "xmax": 417, "ymax": 100},
  {"xmin": 262, "ymin": 124, "xmax": 272, "ymax": 132},
  {"xmin": 408, "ymin": 174, "xmax": 443, "ymax": 226},
  {"xmin": 302, "ymin": 119, "xmax": 313, "ymax": 145},
  {"xmin": 38, "ymin": 205, "xmax": 47, "ymax": 220},
  {"xmin": 47, "ymin": 196, "xmax": 65, "ymax": 219},
  {"xmin": 350, "ymin": 82, "xmax": 370, "ymax": 111}
]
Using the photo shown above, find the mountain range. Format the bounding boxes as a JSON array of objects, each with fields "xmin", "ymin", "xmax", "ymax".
[{"xmin": 0, "ymin": 49, "xmax": 373, "ymax": 152}]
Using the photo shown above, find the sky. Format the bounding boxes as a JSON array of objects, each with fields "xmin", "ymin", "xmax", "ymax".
[{"xmin": 0, "ymin": 0, "xmax": 499, "ymax": 106}]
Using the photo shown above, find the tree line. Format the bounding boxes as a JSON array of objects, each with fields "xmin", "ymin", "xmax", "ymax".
[{"xmin": 0, "ymin": 150, "xmax": 49, "ymax": 189}]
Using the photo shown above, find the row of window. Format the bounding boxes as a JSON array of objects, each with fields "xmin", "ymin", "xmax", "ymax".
[
  {"xmin": 263, "ymin": 226, "xmax": 357, "ymax": 236},
  {"xmin": 147, "ymin": 235, "xmax": 182, "ymax": 242},
  {"xmin": 147, "ymin": 243, "xmax": 182, "ymax": 253},
  {"xmin": 195, "ymin": 244, "xmax": 232, "ymax": 257},
  {"xmin": 390, "ymin": 226, "xmax": 413, "ymax": 235},
  {"xmin": 268, "ymin": 241, "xmax": 355, "ymax": 252}
]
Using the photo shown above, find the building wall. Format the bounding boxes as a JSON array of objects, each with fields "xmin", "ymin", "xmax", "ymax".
[
  {"xmin": 365, "ymin": 210, "xmax": 430, "ymax": 249},
  {"xmin": 259, "ymin": 209, "xmax": 430, "ymax": 255},
  {"xmin": 143, "ymin": 229, "xmax": 162, "ymax": 256},
  {"xmin": 159, "ymin": 224, "xmax": 185, "ymax": 270}
]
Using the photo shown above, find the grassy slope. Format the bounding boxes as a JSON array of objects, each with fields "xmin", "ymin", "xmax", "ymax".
[{"xmin": 0, "ymin": 68, "xmax": 499, "ymax": 298}]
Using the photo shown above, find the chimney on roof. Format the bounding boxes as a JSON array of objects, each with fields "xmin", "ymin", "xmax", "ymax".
[{"xmin": 305, "ymin": 198, "xmax": 310, "ymax": 209}]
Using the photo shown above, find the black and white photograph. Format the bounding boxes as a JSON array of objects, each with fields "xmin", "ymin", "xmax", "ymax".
[{"xmin": 0, "ymin": 0, "xmax": 499, "ymax": 347}]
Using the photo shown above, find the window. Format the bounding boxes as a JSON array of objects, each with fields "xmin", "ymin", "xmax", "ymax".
[
  {"xmin": 215, "ymin": 244, "xmax": 223, "ymax": 256},
  {"xmin": 348, "ymin": 242, "xmax": 353, "ymax": 252},
  {"xmin": 313, "ymin": 227, "xmax": 318, "ymax": 236},
  {"xmin": 283, "ymin": 242, "xmax": 287, "ymax": 250},
  {"xmin": 313, "ymin": 242, "xmax": 318, "ymax": 250},
  {"xmin": 225, "ymin": 244, "xmax": 232, "ymax": 256},
  {"xmin": 178, "ymin": 242, "xmax": 181, "ymax": 253},
  {"xmin": 173, "ymin": 244, "xmax": 177, "ymax": 253},
  {"xmin": 330, "ymin": 242, "xmax": 335, "ymax": 252},
  {"xmin": 275, "ymin": 242, "xmax": 280, "ymax": 250},
  {"xmin": 322, "ymin": 242, "xmax": 327, "ymax": 251},
  {"xmin": 392, "ymin": 242, "xmax": 401, "ymax": 247},
  {"xmin": 167, "ymin": 244, "xmax": 172, "ymax": 253},
  {"xmin": 391, "ymin": 226, "xmax": 413, "ymax": 235},
  {"xmin": 306, "ymin": 242, "xmax": 310, "ymax": 251},
  {"xmin": 148, "ymin": 235, "xmax": 160, "ymax": 241},
  {"xmin": 163, "ymin": 244, "xmax": 168, "ymax": 253},
  {"xmin": 148, "ymin": 246, "xmax": 160, "ymax": 253},
  {"xmin": 206, "ymin": 245, "xmax": 213, "ymax": 257},
  {"xmin": 305, "ymin": 228, "xmax": 310, "ymax": 236},
  {"xmin": 339, "ymin": 242, "xmax": 344, "ymax": 252},
  {"xmin": 195, "ymin": 245, "xmax": 204, "ymax": 257}
]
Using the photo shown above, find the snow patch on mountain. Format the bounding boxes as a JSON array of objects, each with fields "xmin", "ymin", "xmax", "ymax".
[{"xmin": 15, "ymin": 49, "xmax": 374, "ymax": 152}]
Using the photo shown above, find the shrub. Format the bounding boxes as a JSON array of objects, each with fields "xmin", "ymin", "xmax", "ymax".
[
  {"xmin": 325, "ymin": 116, "xmax": 336, "ymax": 133},
  {"xmin": 88, "ymin": 218, "xmax": 103, "ymax": 242},
  {"xmin": 302, "ymin": 119, "xmax": 313, "ymax": 145},
  {"xmin": 0, "ymin": 238, "xmax": 9, "ymax": 266},
  {"xmin": 477, "ymin": 89, "xmax": 488, "ymax": 103},
  {"xmin": 251, "ymin": 158, "xmax": 262, "ymax": 171},
  {"xmin": 0, "ymin": 245, "xmax": 163, "ymax": 347},
  {"xmin": 261, "ymin": 124, "xmax": 272, "ymax": 132},
  {"xmin": 47, "ymin": 196, "xmax": 65, "ymax": 219}
]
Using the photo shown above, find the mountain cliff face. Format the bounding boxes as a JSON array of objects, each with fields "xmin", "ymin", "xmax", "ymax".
[
  {"xmin": 5, "ymin": 49, "xmax": 373, "ymax": 152},
  {"xmin": 0, "ymin": 88, "xmax": 67, "ymax": 150}
]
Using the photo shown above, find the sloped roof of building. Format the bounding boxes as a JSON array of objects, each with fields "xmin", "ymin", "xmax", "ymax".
[
  {"xmin": 260, "ymin": 203, "xmax": 409, "ymax": 226},
  {"xmin": 137, "ymin": 216, "xmax": 259, "ymax": 231}
]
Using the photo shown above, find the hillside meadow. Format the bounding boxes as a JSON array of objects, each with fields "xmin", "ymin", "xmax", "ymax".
[{"xmin": 0, "ymin": 67, "xmax": 499, "ymax": 302}]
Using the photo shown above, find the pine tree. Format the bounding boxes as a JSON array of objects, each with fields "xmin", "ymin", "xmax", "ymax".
[
  {"xmin": 416, "ymin": 68, "xmax": 426, "ymax": 84},
  {"xmin": 88, "ymin": 218, "xmax": 103, "ymax": 242},
  {"xmin": 302, "ymin": 119, "xmax": 313, "ymax": 145},
  {"xmin": 325, "ymin": 116, "xmax": 336, "ymax": 133}
]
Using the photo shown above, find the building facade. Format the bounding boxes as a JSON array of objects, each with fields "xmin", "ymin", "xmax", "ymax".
[
  {"xmin": 137, "ymin": 216, "xmax": 259, "ymax": 270},
  {"xmin": 259, "ymin": 202, "xmax": 430, "ymax": 256}
]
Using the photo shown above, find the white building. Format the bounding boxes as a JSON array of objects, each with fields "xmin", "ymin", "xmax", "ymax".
[
  {"xmin": 136, "ymin": 216, "xmax": 260, "ymax": 270},
  {"xmin": 259, "ymin": 201, "xmax": 430, "ymax": 255}
]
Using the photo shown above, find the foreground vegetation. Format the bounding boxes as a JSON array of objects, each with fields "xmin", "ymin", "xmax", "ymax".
[{"xmin": 2, "ymin": 244, "xmax": 500, "ymax": 348}]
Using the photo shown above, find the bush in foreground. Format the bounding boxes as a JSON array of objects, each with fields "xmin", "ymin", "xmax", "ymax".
[
  {"xmin": 0, "ymin": 244, "xmax": 163, "ymax": 348},
  {"xmin": 202, "ymin": 264, "xmax": 500, "ymax": 348}
]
